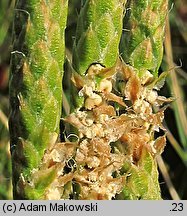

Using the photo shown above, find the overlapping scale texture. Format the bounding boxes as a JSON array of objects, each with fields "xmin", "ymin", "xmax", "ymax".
[
  {"xmin": 120, "ymin": 0, "xmax": 168, "ymax": 76},
  {"xmin": 9, "ymin": 0, "xmax": 68, "ymax": 199},
  {"xmin": 72, "ymin": 0, "xmax": 127, "ymax": 75}
]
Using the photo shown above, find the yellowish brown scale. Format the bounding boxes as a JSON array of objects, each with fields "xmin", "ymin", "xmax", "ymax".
[{"xmin": 24, "ymin": 59, "xmax": 170, "ymax": 199}]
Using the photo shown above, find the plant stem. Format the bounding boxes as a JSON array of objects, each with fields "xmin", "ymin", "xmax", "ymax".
[
  {"xmin": 9, "ymin": 0, "xmax": 68, "ymax": 199},
  {"xmin": 117, "ymin": 0, "xmax": 169, "ymax": 199},
  {"xmin": 157, "ymin": 155, "xmax": 180, "ymax": 200},
  {"xmin": 120, "ymin": 0, "xmax": 168, "ymax": 77},
  {"xmin": 73, "ymin": 0, "xmax": 127, "ymax": 75},
  {"xmin": 164, "ymin": 16, "xmax": 187, "ymax": 150}
]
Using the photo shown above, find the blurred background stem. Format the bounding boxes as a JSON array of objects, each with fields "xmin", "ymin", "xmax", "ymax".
[{"xmin": 165, "ymin": 15, "xmax": 187, "ymax": 150}]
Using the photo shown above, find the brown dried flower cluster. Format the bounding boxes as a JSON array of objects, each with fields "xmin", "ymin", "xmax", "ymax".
[{"xmin": 28, "ymin": 59, "xmax": 171, "ymax": 199}]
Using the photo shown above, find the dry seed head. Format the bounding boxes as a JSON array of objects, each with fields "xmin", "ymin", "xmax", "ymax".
[
  {"xmin": 84, "ymin": 94, "xmax": 102, "ymax": 110},
  {"xmin": 85, "ymin": 123, "xmax": 104, "ymax": 138},
  {"xmin": 76, "ymin": 149, "xmax": 86, "ymax": 163},
  {"xmin": 86, "ymin": 156, "xmax": 100, "ymax": 168},
  {"xmin": 81, "ymin": 84, "xmax": 96, "ymax": 97},
  {"xmin": 84, "ymin": 118, "xmax": 94, "ymax": 126},
  {"xmin": 140, "ymin": 70, "xmax": 154, "ymax": 85},
  {"xmin": 98, "ymin": 79, "xmax": 112, "ymax": 93},
  {"xmin": 28, "ymin": 58, "xmax": 169, "ymax": 200},
  {"xmin": 125, "ymin": 74, "xmax": 141, "ymax": 103},
  {"xmin": 87, "ymin": 63, "xmax": 104, "ymax": 76},
  {"xmin": 146, "ymin": 90, "xmax": 158, "ymax": 104},
  {"xmin": 98, "ymin": 114, "xmax": 109, "ymax": 123}
]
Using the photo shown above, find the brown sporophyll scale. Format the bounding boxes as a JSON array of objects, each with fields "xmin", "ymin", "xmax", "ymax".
[{"xmin": 26, "ymin": 59, "xmax": 170, "ymax": 200}]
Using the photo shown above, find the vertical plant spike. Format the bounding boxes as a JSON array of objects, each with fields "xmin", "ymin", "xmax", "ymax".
[
  {"xmin": 72, "ymin": 0, "xmax": 127, "ymax": 75},
  {"xmin": 61, "ymin": 0, "xmax": 129, "ymax": 199},
  {"xmin": 9, "ymin": 0, "xmax": 68, "ymax": 199},
  {"xmin": 59, "ymin": 0, "xmax": 168, "ymax": 199},
  {"xmin": 70, "ymin": 0, "xmax": 127, "ymax": 111},
  {"xmin": 121, "ymin": 0, "xmax": 168, "ymax": 77},
  {"xmin": 116, "ymin": 0, "xmax": 169, "ymax": 199}
]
